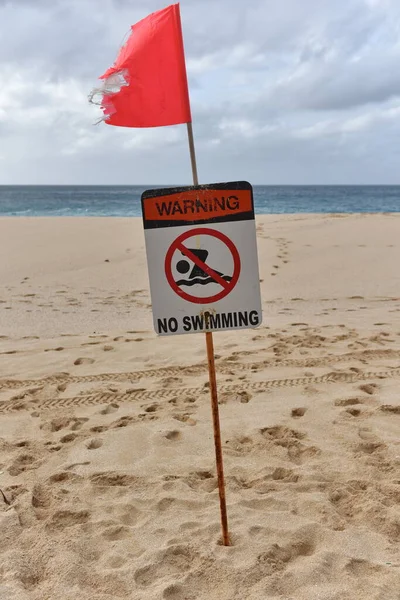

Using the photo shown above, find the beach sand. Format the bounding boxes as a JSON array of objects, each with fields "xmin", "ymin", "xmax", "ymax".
[{"xmin": 0, "ymin": 214, "xmax": 399, "ymax": 599}]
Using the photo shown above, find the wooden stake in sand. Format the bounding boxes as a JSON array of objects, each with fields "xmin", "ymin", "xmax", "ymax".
[
  {"xmin": 186, "ymin": 122, "xmax": 230, "ymax": 546},
  {"xmin": 141, "ymin": 176, "xmax": 261, "ymax": 546},
  {"xmin": 205, "ymin": 313, "xmax": 230, "ymax": 546}
]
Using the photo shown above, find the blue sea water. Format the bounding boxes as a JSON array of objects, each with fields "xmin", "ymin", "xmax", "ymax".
[{"xmin": 0, "ymin": 185, "xmax": 399, "ymax": 216}]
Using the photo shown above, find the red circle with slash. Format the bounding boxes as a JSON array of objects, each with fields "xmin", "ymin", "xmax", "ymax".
[{"xmin": 165, "ymin": 227, "xmax": 241, "ymax": 304}]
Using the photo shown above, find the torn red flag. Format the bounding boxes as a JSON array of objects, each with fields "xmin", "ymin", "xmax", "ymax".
[{"xmin": 89, "ymin": 3, "xmax": 192, "ymax": 128}]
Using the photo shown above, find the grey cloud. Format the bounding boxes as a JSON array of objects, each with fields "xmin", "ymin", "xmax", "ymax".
[
  {"xmin": 0, "ymin": 0, "xmax": 355, "ymax": 76},
  {"xmin": 261, "ymin": 2, "xmax": 400, "ymax": 111},
  {"xmin": 1, "ymin": 0, "xmax": 400, "ymax": 184},
  {"xmin": 290, "ymin": 62, "xmax": 400, "ymax": 111}
]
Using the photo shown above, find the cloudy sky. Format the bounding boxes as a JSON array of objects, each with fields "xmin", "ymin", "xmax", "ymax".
[{"xmin": 1, "ymin": 0, "xmax": 400, "ymax": 184}]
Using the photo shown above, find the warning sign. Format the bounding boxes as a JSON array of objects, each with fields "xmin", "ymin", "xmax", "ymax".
[{"xmin": 141, "ymin": 181, "xmax": 262, "ymax": 335}]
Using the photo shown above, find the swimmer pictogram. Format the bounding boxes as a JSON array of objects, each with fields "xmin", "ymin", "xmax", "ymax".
[
  {"xmin": 175, "ymin": 248, "xmax": 232, "ymax": 287},
  {"xmin": 164, "ymin": 227, "xmax": 241, "ymax": 304}
]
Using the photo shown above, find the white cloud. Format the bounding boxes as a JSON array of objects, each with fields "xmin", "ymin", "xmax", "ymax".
[{"xmin": 1, "ymin": 0, "xmax": 400, "ymax": 183}]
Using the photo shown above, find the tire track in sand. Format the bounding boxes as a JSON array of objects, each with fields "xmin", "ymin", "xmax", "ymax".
[
  {"xmin": 0, "ymin": 366, "xmax": 399, "ymax": 413},
  {"xmin": 1, "ymin": 348, "xmax": 399, "ymax": 391}
]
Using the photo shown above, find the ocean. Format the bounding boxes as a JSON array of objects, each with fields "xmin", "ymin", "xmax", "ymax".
[{"xmin": 0, "ymin": 185, "xmax": 399, "ymax": 216}]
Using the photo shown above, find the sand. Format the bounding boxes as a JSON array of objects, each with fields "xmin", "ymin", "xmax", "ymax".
[{"xmin": 0, "ymin": 214, "xmax": 399, "ymax": 600}]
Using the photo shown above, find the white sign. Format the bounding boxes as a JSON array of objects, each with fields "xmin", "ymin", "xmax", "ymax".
[{"xmin": 141, "ymin": 181, "xmax": 262, "ymax": 336}]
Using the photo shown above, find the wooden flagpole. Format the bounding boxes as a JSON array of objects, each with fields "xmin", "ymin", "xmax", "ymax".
[{"xmin": 186, "ymin": 122, "xmax": 230, "ymax": 546}]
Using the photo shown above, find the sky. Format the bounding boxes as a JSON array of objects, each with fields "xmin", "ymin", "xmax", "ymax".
[{"xmin": 1, "ymin": 0, "xmax": 400, "ymax": 185}]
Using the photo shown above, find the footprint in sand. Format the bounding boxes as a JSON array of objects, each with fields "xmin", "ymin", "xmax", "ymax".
[
  {"xmin": 86, "ymin": 438, "xmax": 103, "ymax": 450},
  {"xmin": 218, "ymin": 390, "xmax": 251, "ymax": 405},
  {"xmin": 165, "ymin": 430, "xmax": 182, "ymax": 441},
  {"xmin": 100, "ymin": 403, "xmax": 119, "ymax": 415},
  {"xmin": 8, "ymin": 453, "xmax": 41, "ymax": 476},
  {"xmin": 58, "ymin": 431, "xmax": 79, "ymax": 444},
  {"xmin": 46, "ymin": 510, "xmax": 90, "ymax": 531},
  {"xmin": 162, "ymin": 583, "xmax": 194, "ymax": 600},
  {"xmin": 143, "ymin": 403, "xmax": 160, "ymax": 414},
  {"xmin": 379, "ymin": 404, "xmax": 400, "ymax": 414},
  {"xmin": 91, "ymin": 425, "xmax": 107, "ymax": 433},
  {"xmin": 242, "ymin": 525, "xmax": 318, "ymax": 586},
  {"xmin": 89, "ymin": 472, "xmax": 137, "ymax": 487},
  {"xmin": 70, "ymin": 418, "xmax": 89, "ymax": 431},
  {"xmin": 41, "ymin": 417, "xmax": 70, "ymax": 432},
  {"xmin": 32, "ymin": 483, "xmax": 52, "ymax": 509},
  {"xmin": 173, "ymin": 414, "xmax": 197, "ymax": 426},
  {"xmin": 291, "ymin": 407, "xmax": 307, "ymax": 418},
  {"xmin": 182, "ymin": 471, "xmax": 217, "ymax": 492},
  {"xmin": 271, "ymin": 467, "xmax": 300, "ymax": 482},
  {"xmin": 356, "ymin": 426, "xmax": 386, "ymax": 454},
  {"xmin": 73, "ymin": 357, "xmax": 95, "ymax": 366},
  {"xmin": 107, "ymin": 555, "xmax": 127, "ymax": 569},
  {"xmin": 334, "ymin": 397, "xmax": 366, "ymax": 407},
  {"xmin": 261, "ymin": 426, "xmax": 320, "ymax": 464},
  {"xmin": 111, "ymin": 415, "xmax": 136, "ymax": 429},
  {"xmin": 44, "ymin": 347, "xmax": 64, "ymax": 352},
  {"xmin": 48, "ymin": 471, "xmax": 83, "ymax": 484},
  {"xmin": 358, "ymin": 383, "xmax": 378, "ymax": 395},
  {"xmin": 112, "ymin": 504, "xmax": 142, "ymax": 527},
  {"xmin": 101, "ymin": 525, "xmax": 131, "ymax": 541},
  {"xmin": 261, "ymin": 426, "xmax": 306, "ymax": 443},
  {"xmin": 134, "ymin": 545, "xmax": 197, "ymax": 588},
  {"xmin": 345, "ymin": 558, "xmax": 386, "ymax": 577},
  {"xmin": 14, "ymin": 440, "xmax": 31, "ymax": 448},
  {"xmin": 345, "ymin": 407, "xmax": 362, "ymax": 417}
]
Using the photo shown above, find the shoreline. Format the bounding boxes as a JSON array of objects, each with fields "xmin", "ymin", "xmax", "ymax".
[{"xmin": 1, "ymin": 210, "xmax": 400, "ymax": 217}]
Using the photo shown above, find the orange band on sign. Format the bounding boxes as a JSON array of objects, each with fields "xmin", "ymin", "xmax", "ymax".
[{"xmin": 143, "ymin": 189, "xmax": 252, "ymax": 222}]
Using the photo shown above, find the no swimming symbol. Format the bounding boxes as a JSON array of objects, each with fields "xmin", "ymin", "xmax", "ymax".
[{"xmin": 164, "ymin": 228, "xmax": 241, "ymax": 304}]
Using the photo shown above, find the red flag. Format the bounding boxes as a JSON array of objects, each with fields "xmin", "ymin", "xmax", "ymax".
[{"xmin": 91, "ymin": 3, "xmax": 192, "ymax": 128}]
